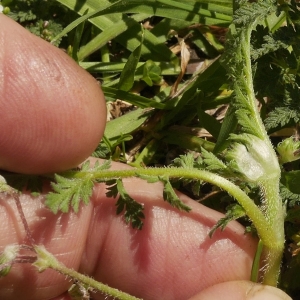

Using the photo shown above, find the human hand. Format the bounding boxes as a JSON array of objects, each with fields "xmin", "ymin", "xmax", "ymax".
[{"xmin": 0, "ymin": 14, "xmax": 291, "ymax": 300}]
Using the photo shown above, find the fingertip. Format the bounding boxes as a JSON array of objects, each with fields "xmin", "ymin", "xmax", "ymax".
[
  {"xmin": 0, "ymin": 14, "xmax": 106, "ymax": 174},
  {"xmin": 188, "ymin": 281, "xmax": 292, "ymax": 300}
]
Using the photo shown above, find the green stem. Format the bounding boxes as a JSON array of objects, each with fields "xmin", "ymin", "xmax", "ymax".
[
  {"xmin": 62, "ymin": 165, "xmax": 286, "ymax": 284},
  {"xmin": 259, "ymin": 179, "xmax": 285, "ymax": 285},
  {"xmin": 229, "ymin": 9, "xmax": 285, "ymax": 285},
  {"xmin": 261, "ymin": 179, "xmax": 285, "ymax": 247},
  {"xmin": 238, "ymin": 28, "xmax": 268, "ymax": 141},
  {"xmin": 251, "ymin": 239, "xmax": 263, "ymax": 282},
  {"xmin": 262, "ymin": 245, "xmax": 284, "ymax": 286},
  {"xmin": 62, "ymin": 167, "xmax": 271, "ymax": 245},
  {"xmin": 34, "ymin": 245, "xmax": 142, "ymax": 300}
]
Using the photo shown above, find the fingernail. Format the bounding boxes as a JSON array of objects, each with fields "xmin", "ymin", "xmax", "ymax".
[{"xmin": 247, "ymin": 284, "xmax": 292, "ymax": 300}]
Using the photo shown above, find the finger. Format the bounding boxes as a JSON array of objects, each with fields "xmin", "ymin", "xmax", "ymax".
[
  {"xmin": 0, "ymin": 15, "xmax": 106, "ymax": 174},
  {"xmin": 50, "ymin": 292, "xmax": 72, "ymax": 300},
  {"xmin": 0, "ymin": 189, "xmax": 94, "ymax": 299},
  {"xmin": 188, "ymin": 280, "xmax": 292, "ymax": 300},
  {"xmin": 80, "ymin": 160, "xmax": 258, "ymax": 300},
  {"xmin": 0, "ymin": 159, "xmax": 258, "ymax": 300}
]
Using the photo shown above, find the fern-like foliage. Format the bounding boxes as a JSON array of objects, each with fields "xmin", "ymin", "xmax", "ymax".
[
  {"xmin": 46, "ymin": 173, "xmax": 93, "ymax": 214},
  {"xmin": 137, "ymin": 170, "xmax": 192, "ymax": 212},
  {"xmin": 159, "ymin": 176, "xmax": 191, "ymax": 212},
  {"xmin": 280, "ymin": 184, "xmax": 300, "ymax": 208},
  {"xmin": 45, "ymin": 160, "xmax": 111, "ymax": 214},
  {"xmin": 233, "ymin": 0, "xmax": 276, "ymax": 27},
  {"xmin": 107, "ymin": 179, "xmax": 145, "ymax": 230},
  {"xmin": 172, "ymin": 153, "xmax": 203, "ymax": 169},
  {"xmin": 221, "ymin": 0, "xmax": 280, "ymax": 140},
  {"xmin": 209, "ymin": 203, "xmax": 246, "ymax": 237},
  {"xmin": 222, "ymin": 0, "xmax": 277, "ymax": 75},
  {"xmin": 200, "ymin": 148, "xmax": 227, "ymax": 172},
  {"xmin": 265, "ymin": 106, "xmax": 300, "ymax": 131},
  {"xmin": 251, "ymin": 25, "xmax": 291, "ymax": 61},
  {"xmin": 46, "ymin": 160, "xmax": 146, "ymax": 229},
  {"xmin": 248, "ymin": 1, "xmax": 300, "ymax": 134},
  {"xmin": 169, "ymin": 154, "xmax": 204, "ymax": 197},
  {"xmin": 200, "ymin": 148, "xmax": 238, "ymax": 180}
]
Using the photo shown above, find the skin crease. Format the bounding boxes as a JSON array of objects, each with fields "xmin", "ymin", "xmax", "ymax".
[{"xmin": 0, "ymin": 14, "xmax": 292, "ymax": 300}]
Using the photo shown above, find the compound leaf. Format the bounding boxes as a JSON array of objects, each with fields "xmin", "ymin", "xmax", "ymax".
[
  {"xmin": 209, "ymin": 204, "xmax": 246, "ymax": 237},
  {"xmin": 114, "ymin": 179, "xmax": 145, "ymax": 229},
  {"xmin": 46, "ymin": 174, "xmax": 94, "ymax": 214},
  {"xmin": 45, "ymin": 160, "xmax": 111, "ymax": 214},
  {"xmin": 159, "ymin": 176, "xmax": 191, "ymax": 212}
]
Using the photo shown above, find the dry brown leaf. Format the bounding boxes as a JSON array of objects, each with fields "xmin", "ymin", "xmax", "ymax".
[{"xmin": 170, "ymin": 38, "xmax": 191, "ymax": 96}]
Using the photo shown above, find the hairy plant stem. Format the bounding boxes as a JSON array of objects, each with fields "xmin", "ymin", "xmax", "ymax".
[
  {"xmin": 239, "ymin": 29, "xmax": 266, "ymax": 140},
  {"xmin": 33, "ymin": 245, "xmax": 142, "ymax": 300},
  {"xmin": 259, "ymin": 179, "xmax": 285, "ymax": 285},
  {"xmin": 62, "ymin": 166, "xmax": 283, "ymax": 285},
  {"xmin": 228, "ymin": 17, "xmax": 285, "ymax": 285}
]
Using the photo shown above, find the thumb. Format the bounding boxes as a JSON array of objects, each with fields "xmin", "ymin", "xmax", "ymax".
[
  {"xmin": 0, "ymin": 14, "xmax": 106, "ymax": 174},
  {"xmin": 189, "ymin": 281, "xmax": 292, "ymax": 300}
]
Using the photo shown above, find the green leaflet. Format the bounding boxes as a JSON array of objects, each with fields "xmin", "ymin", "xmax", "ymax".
[
  {"xmin": 172, "ymin": 153, "xmax": 201, "ymax": 169},
  {"xmin": 118, "ymin": 26, "xmax": 144, "ymax": 92},
  {"xmin": 107, "ymin": 179, "xmax": 145, "ymax": 229},
  {"xmin": 201, "ymin": 147, "xmax": 228, "ymax": 172},
  {"xmin": 103, "ymin": 87, "xmax": 166, "ymax": 109},
  {"xmin": 282, "ymin": 171, "xmax": 300, "ymax": 195},
  {"xmin": 137, "ymin": 171, "xmax": 192, "ymax": 212},
  {"xmin": 209, "ymin": 203, "xmax": 246, "ymax": 237},
  {"xmin": 45, "ymin": 160, "xmax": 111, "ymax": 214},
  {"xmin": 160, "ymin": 176, "xmax": 191, "ymax": 212},
  {"xmin": 104, "ymin": 108, "xmax": 153, "ymax": 143},
  {"xmin": 46, "ymin": 173, "xmax": 94, "ymax": 213},
  {"xmin": 277, "ymin": 137, "xmax": 300, "ymax": 164},
  {"xmin": 141, "ymin": 60, "xmax": 162, "ymax": 86},
  {"xmin": 213, "ymin": 103, "xmax": 238, "ymax": 153}
]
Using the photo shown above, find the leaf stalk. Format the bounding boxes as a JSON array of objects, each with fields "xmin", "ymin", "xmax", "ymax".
[{"xmin": 33, "ymin": 245, "xmax": 142, "ymax": 300}]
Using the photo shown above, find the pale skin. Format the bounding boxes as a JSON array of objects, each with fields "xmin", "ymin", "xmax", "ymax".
[{"xmin": 0, "ymin": 14, "xmax": 291, "ymax": 300}]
